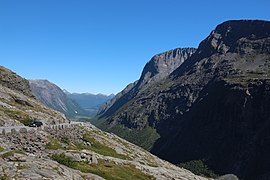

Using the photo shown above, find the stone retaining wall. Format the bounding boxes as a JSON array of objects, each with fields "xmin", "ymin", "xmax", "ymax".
[{"xmin": 0, "ymin": 123, "xmax": 82, "ymax": 136}]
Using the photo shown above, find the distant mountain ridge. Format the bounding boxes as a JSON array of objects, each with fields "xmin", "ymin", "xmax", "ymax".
[
  {"xmin": 67, "ymin": 92, "xmax": 114, "ymax": 117},
  {"xmin": 29, "ymin": 80, "xmax": 88, "ymax": 118}
]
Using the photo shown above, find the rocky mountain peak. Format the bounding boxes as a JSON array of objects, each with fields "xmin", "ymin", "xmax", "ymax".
[
  {"xmin": 98, "ymin": 48, "xmax": 196, "ymax": 118},
  {"xmin": 197, "ymin": 20, "xmax": 270, "ymax": 56},
  {"xmin": 139, "ymin": 48, "xmax": 196, "ymax": 87}
]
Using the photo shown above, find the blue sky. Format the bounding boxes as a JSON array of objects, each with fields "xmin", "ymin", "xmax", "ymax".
[{"xmin": 0, "ymin": 0, "xmax": 269, "ymax": 95}]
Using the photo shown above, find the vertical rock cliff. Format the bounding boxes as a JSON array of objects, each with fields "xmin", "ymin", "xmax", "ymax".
[{"xmin": 99, "ymin": 20, "xmax": 270, "ymax": 179}]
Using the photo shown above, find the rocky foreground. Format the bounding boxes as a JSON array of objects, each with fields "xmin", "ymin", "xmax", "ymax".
[{"xmin": 0, "ymin": 123, "xmax": 207, "ymax": 180}]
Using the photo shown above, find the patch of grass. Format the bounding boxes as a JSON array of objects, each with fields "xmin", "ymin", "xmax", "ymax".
[
  {"xmin": 13, "ymin": 150, "xmax": 25, "ymax": 155},
  {"xmin": 0, "ymin": 150, "xmax": 25, "ymax": 160},
  {"xmin": 178, "ymin": 160, "xmax": 218, "ymax": 178},
  {"xmin": 51, "ymin": 153, "xmax": 154, "ymax": 180},
  {"xmin": 0, "ymin": 107, "xmax": 36, "ymax": 126},
  {"xmin": 0, "ymin": 151, "xmax": 14, "ymax": 159},
  {"xmin": 46, "ymin": 133, "xmax": 129, "ymax": 160},
  {"xmin": 0, "ymin": 175, "xmax": 9, "ymax": 180},
  {"xmin": 17, "ymin": 165, "xmax": 29, "ymax": 170},
  {"xmin": 53, "ymin": 167, "xmax": 62, "ymax": 175},
  {"xmin": 21, "ymin": 118, "xmax": 34, "ymax": 126},
  {"xmin": 103, "ymin": 125, "xmax": 160, "ymax": 151},
  {"xmin": 52, "ymin": 153, "xmax": 76, "ymax": 167},
  {"xmin": 0, "ymin": 147, "xmax": 4, "ymax": 152},
  {"xmin": 81, "ymin": 133, "xmax": 129, "ymax": 160},
  {"xmin": 0, "ymin": 66, "xmax": 10, "ymax": 72},
  {"xmin": 61, "ymin": 137, "xmax": 70, "ymax": 144},
  {"xmin": 45, "ymin": 138, "xmax": 62, "ymax": 150}
]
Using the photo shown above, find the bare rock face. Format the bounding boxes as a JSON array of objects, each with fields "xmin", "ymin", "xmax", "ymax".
[
  {"xmin": 29, "ymin": 79, "xmax": 87, "ymax": 118},
  {"xmin": 101, "ymin": 20, "xmax": 270, "ymax": 179},
  {"xmin": 139, "ymin": 48, "xmax": 197, "ymax": 87},
  {"xmin": 0, "ymin": 66, "xmax": 33, "ymax": 97},
  {"xmin": 98, "ymin": 48, "xmax": 196, "ymax": 118},
  {"xmin": 29, "ymin": 80, "xmax": 68, "ymax": 112}
]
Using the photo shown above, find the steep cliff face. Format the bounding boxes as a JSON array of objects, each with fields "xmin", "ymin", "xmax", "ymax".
[
  {"xmin": 0, "ymin": 67, "xmax": 67, "ymax": 126},
  {"xmin": 101, "ymin": 20, "xmax": 270, "ymax": 179},
  {"xmin": 29, "ymin": 80, "xmax": 87, "ymax": 118},
  {"xmin": 97, "ymin": 48, "xmax": 196, "ymax": 119},
  {"xmin": 139, "ymin": 48, "xmax": 196, "ymax": 88}
]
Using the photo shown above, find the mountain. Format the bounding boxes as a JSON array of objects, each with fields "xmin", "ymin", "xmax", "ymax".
[
  {"xmin": 0, "ymin": 66, "xmax": 205, "ymax": 180},
  {"xmin": 99, "ymin": 20, "xmax": 270, "ymax": 179},
  {"xmin": 0, "ymin": 66, "xmax": 67, "ymax": 126},
  {"xmin": 29, "ymin": 80, "xmax": 88, "ymax": 118},
  {"xmin": 98, "ymin": 48, "xmax": 196, "ymax": 119},
  {"xmin": 67, "ymin": 92, "xmax": 114, "ymax": 117}
]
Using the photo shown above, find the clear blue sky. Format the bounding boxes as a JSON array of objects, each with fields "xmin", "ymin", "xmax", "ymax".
[{"xmin": 0, "ymin": 0, "xmax": 269, "ymax": 95}]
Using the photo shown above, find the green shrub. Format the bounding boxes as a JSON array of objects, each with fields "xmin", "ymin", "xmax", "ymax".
[
  {"xmin": 102, "ymin": 125, "xmax": 160, "ymax": 151},
  {"xmin": 51, "ymin": 153, "xmax": 76, "ymax": 168},
  {"xmin": 178, "ymin": 160, "xmax": 218, "ymax": 178}
]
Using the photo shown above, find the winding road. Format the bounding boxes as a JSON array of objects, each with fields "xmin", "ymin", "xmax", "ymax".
[{"xmin": 0, "ymin": 121, "xmax": 82, "ymax": 133}]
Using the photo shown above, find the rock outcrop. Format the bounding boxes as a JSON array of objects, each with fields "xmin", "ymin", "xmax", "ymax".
[
  {"xmin": 0, "ymin": 67, "xmax": 67, "ymax": 126},
  {"xmin": 0, "ymin": 66, "xmax": 33, "ymax": 97},
  {"xmin": 0, "ymin": 151, "xmax": 104, "ymax": 180},
  {"xmin": 100, "ymin": 20, "xmax": 270, "ymax": 179}
]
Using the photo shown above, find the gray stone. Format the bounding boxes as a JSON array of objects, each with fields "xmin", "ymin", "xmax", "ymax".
[
  {"xmin": 91, "ymin": 154, "xmax": 98, "ymax": 164},
  {"xmin": 2, "ymin": 129, "xmax": 5, "ymax": 135},
  {"xmin": 215, "ymin": 174, "xmax": 239, "ymax": 180},
  {"xmin": 19, "ymin": 128, "xmax": 27, "ymax": 133},
  {"xmin": 10, "ymin": 128, "xmax": 16, "ymax": 134},
  {"xmin": 28, "ymin": 129, "xmax": 35, "ymax": 134}
]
